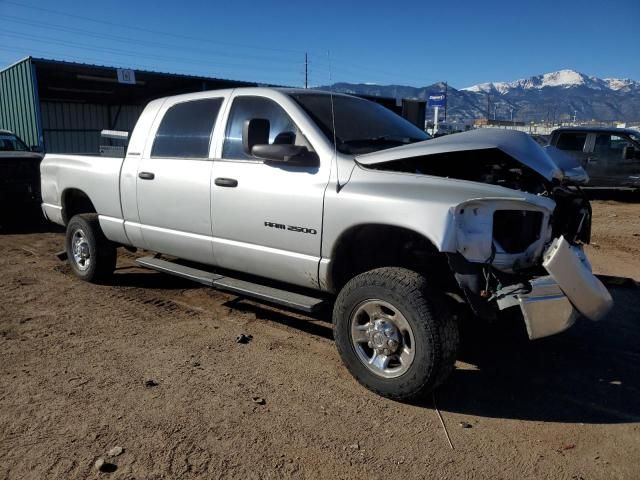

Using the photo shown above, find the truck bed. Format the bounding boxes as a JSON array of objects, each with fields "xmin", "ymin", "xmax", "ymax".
[{"xmin": 40, "ymin": 154, "xmax": 125, "ymax": 225}]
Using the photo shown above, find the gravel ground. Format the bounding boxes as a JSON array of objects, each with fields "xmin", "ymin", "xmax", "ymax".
[{"xmin": 1, "ymin": 200, "xmax": 639, "ymax": 479}]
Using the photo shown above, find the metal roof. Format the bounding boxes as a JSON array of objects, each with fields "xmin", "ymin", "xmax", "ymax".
[{"xmin": 26, "ymin": 57, "xmax": 261, "ymax": 86}]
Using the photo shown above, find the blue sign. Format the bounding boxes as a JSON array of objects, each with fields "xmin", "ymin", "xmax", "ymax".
[{"xmin": 428, "ymin": 93, "xmax": 447, "ymax": 108}]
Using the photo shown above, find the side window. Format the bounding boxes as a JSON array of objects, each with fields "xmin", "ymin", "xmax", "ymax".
[
  {"xmin": 222, "ymin": 96, "xmax": 303, "ymax": 160},
  {"xmin": 593, "ymin": 134, "xmax": 632, "ymax": 163},
  {"xmin": 556, "ymin": 133, "xmax": 587, "ymax": 152},
  {"xmin": 151, "ymin": 98, "xmax": 223, "ymax": 158}
]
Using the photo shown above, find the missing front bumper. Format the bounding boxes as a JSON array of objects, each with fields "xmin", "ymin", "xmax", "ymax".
[
  {"xmin": 498, "ymin": 236, "xmax": 613, "ymax": 340},
  {"xmin": 542, "ymin": 236, "xmax": 613, "ymax": 321}
]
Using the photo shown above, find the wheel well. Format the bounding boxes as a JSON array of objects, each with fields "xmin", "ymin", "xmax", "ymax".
[
  {"xmin": 61, "ymin": 189, "xmax": 96, "ymax": 225},
  {"xmin": 329, "ymin": 224, "xmax": 453, "ymax": 292}
]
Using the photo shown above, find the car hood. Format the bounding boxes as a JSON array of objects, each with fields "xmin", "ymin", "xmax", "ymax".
[{"xmin": 355, "ymin": 128, "xmax": 587, "ymax": 184}]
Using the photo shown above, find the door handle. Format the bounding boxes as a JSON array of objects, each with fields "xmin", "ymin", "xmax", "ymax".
[
  {"xmin": 138, "ymin": 171, "xmax": 155, "ymax": 180},
  {"xmin": 215, "ymin": 177, "xmax": 238, "ymax": 187}
]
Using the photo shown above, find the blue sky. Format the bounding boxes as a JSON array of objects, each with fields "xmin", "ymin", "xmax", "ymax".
[{"xmin": 0, "ymin": 0, "xmax": 638, "ymax": 88}]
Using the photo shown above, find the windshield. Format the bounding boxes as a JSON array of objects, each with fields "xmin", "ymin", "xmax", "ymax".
[
  {"xmin": 289, "ymin": 92, "xmax": 430, "ymax": 154},
  {"xmin": 0, "ymin": 133, "xmax": 29, "ymax": 151}
]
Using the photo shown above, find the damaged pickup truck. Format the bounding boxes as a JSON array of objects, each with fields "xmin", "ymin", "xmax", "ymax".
[{"xmin": 40, "ymin": 88, "xmax": 613, "ymax": 400}]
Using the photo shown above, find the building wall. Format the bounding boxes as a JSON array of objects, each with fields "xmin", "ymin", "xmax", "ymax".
[
  {"xmin": 40, "ymin": 102, "xmax": 143, "ymax": 154},
  {"xmin": 0, "ymin": 57, "xmax": 40, "ymax": 147}
]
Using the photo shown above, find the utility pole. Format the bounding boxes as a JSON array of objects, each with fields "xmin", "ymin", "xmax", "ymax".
[
  {"xmin": 444, "ymin": 81, "xmax": 448, "ymax": 122},
  {"xmin": 486, "ymin": 93, "xmax": 491, "ymax": 121},
  {"xmin": 304, "ymin": 52, "xmax": 308, "ymax": 89}
]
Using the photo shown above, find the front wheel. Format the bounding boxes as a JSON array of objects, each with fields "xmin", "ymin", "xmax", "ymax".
[
  {"xmin": 65, "ymin": 213, "xmax": 117, "ymax": 283},
  {"xmin": 333, "ymin": 267, "xmax": 459, "ymax": 401}
]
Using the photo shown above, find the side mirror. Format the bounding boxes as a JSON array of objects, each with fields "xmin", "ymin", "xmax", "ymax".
[
  {"xmin": 243, "ymin": 118, "xmax": 270, "ymax": 155},
  {"xmin": 30, "ymin": 145, "xmax": 42, "ymax": 153},
  {"xmin": 252, "ymin": 144, "xmax": 320, "ymax": 167}
]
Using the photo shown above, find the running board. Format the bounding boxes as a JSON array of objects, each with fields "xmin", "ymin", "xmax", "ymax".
[{"xmin": 136, "ymin": 256, "xmax": 326, "ymax": 313}]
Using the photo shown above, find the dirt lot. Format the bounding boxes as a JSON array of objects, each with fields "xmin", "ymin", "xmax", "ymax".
[{"xmin": 1, "ymin": 200, "xmax": 639, "ymax": 480}]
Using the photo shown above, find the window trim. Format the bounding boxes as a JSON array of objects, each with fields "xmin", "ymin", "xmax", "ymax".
[
  {"xmin": 219, "ymin": 95, "xmax": 310, "ymax": 163},
  {"xmin": 150, "ymin": 97, "xmax": 224, "ymax": 160}
]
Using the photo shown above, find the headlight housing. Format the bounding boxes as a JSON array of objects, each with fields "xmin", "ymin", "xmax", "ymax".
[
  {"xmin": 493, "ymin": 210, "xmax": 543, "ymax": 254},
  {"xmin": 454, "ymin": 199, "xmax": 553, "ymax": 272}
]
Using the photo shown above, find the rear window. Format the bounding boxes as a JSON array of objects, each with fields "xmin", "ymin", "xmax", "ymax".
[
  {"xmin": 151, "ymin": 98, "xmax": 223, "ymax": 158},
  {"xmin": 555, "ymin": 132, "xmax": 587, "ymax": 152}
]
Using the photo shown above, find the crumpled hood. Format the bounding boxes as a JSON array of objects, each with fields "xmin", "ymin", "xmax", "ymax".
[{"xmin": 355, "ymin": 128, "xmax": 587, "ymax": 183}]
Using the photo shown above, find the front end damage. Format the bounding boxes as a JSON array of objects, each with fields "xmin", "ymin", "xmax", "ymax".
[
  {"xmin": 446, "ymin": 185, "xmax": 612, "ymax": 340},
  {"xmin": 448, "ymin": 193, "xmax": 613, "ymax": 340},
  {"xmin": 357, "ymin": 129, "xmax": 613, "ymax": 339}
]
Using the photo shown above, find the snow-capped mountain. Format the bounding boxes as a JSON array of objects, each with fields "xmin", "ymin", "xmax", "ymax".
[
  {"xmin": 462, "ymin": 69, "xmax": 640, "ymax": 94},
  {"xmin": 324, "ymin": 69, "xmax": 640, "ymax": 123}
]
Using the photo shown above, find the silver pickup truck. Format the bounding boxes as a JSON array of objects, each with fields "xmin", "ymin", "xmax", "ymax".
[{"xmin": 41, "ymin": 88, "xmax": 613, "ymax": 400}]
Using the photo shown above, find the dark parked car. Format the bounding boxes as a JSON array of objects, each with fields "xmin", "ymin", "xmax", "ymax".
[
  {"xmin": 0, "ymin": 130, "xmax": 43, "ymax": 207},
  {"xmin": 549, "ymin": 127, "xmax": 640, "ymax": 189}
]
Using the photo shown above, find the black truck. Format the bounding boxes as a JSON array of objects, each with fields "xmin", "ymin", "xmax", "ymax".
[
  {"xmin": 549, "ymin": 127, "xmax": 640, "ymax": 189},
  {"xmin": 0, "ymin": 130, "xmax": 43, "ymax": 212}
]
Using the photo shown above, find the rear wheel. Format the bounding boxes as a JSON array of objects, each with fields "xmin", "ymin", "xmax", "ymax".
[
  {"xmin": 333, "ymin": 267, "xmax": 459, "ymax": 401},
  {"xmin": 65, "ymin": 214, "xmax": 116, "ymax": 283}
]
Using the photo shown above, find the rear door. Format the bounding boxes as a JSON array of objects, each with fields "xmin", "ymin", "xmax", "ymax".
[
  {"xmin": 553, "ymin": 131, "xmax": 589, "ymax": 165},
  {"xmin": 210, "ymin": 93, "xmax": 330, "ymax": 289},
  {"xmin": 135, "ymin": 95, "xmax": 225, "ymax": 263}
]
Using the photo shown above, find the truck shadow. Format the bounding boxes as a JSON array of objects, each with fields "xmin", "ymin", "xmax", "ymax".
[
  {"xmin": 110, "ymin": 269, "xmax": 199, "ymax": 290},
  {"xmin": 106, "ymin": 264, "xmax": 640, "ymax": 424},
  {"xmin": 433, "ymin": 285, "xmax": 640, "ymax": 424},
  {"xmin": 584, "ymin": 189, "xmax": 640, "ymax": 203},
  {"xmin": 212, "ymin": 283, "xmax": 640, "ymax": 424}
]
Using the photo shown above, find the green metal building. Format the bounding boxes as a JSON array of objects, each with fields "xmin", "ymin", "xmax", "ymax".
[
  {"xmin": 0, "ymin": 57, "xmax": 256, "ymax": 153},
  {"xmin": 0, "ymin": 57, "xmax": 40, "ymax": 149}
]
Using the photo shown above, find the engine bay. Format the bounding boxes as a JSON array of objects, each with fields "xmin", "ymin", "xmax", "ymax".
[{"xmin": 365, "ymin": 148, "xmax": 592, "ymax": 246}]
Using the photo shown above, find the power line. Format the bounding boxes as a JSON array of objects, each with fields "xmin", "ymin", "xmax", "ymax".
[
  {"xmin": 0, "ymin": 45, "xmax": 295, "ymax": 86},
  {"xmin": 0, "ymin": 30, "xmax": 300, "ymax": 78},
  {"xmin": 0, "ymin": 14, "xmax": 299, "ymax": 67},
  {"xmin": 1, "ymin": 0, "xmax": 308, "ymax": 55}
]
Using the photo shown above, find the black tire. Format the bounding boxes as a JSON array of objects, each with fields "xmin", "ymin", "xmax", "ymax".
[
  {"xmin": 65, "ymin": 213, "xmax": 117, "ymax": 283},
  {"xmin": 333, "ymin": 267, "xmax": 459, "ymax": 401}
]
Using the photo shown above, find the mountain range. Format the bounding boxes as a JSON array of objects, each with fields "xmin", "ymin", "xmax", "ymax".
[{"xmin": 323, "ymin": 69, "xmax": 640, "ymax": 124}]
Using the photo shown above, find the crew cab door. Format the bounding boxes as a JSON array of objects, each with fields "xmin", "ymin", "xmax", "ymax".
[
  {"xmin": 553, "ymin": 131, "xmax": 590, "ymax": 166},
  {"xmin": 210, "ymin": 94, "xmax": 330, "ymax": 289},
  {"xmin": 135, "ymin": 96, "xmax": 225, "ymax": 263},
  {"xmin": 587, "ymin": 133, "xmax": 640, "ymax": 187}
]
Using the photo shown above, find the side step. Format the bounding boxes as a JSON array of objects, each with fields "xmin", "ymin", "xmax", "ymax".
[{"xmin": 136, "ymin": 256, "xmax": 326, "ymax": 313}]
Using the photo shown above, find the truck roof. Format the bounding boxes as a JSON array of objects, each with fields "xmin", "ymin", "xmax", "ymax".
[
  {"xmin": 552, "ymin": 126, "xmax": 640, "ymax": 135},
  {"xmin": 152, "ymin": 87, "xmax": 351, "ymax": 104}
]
